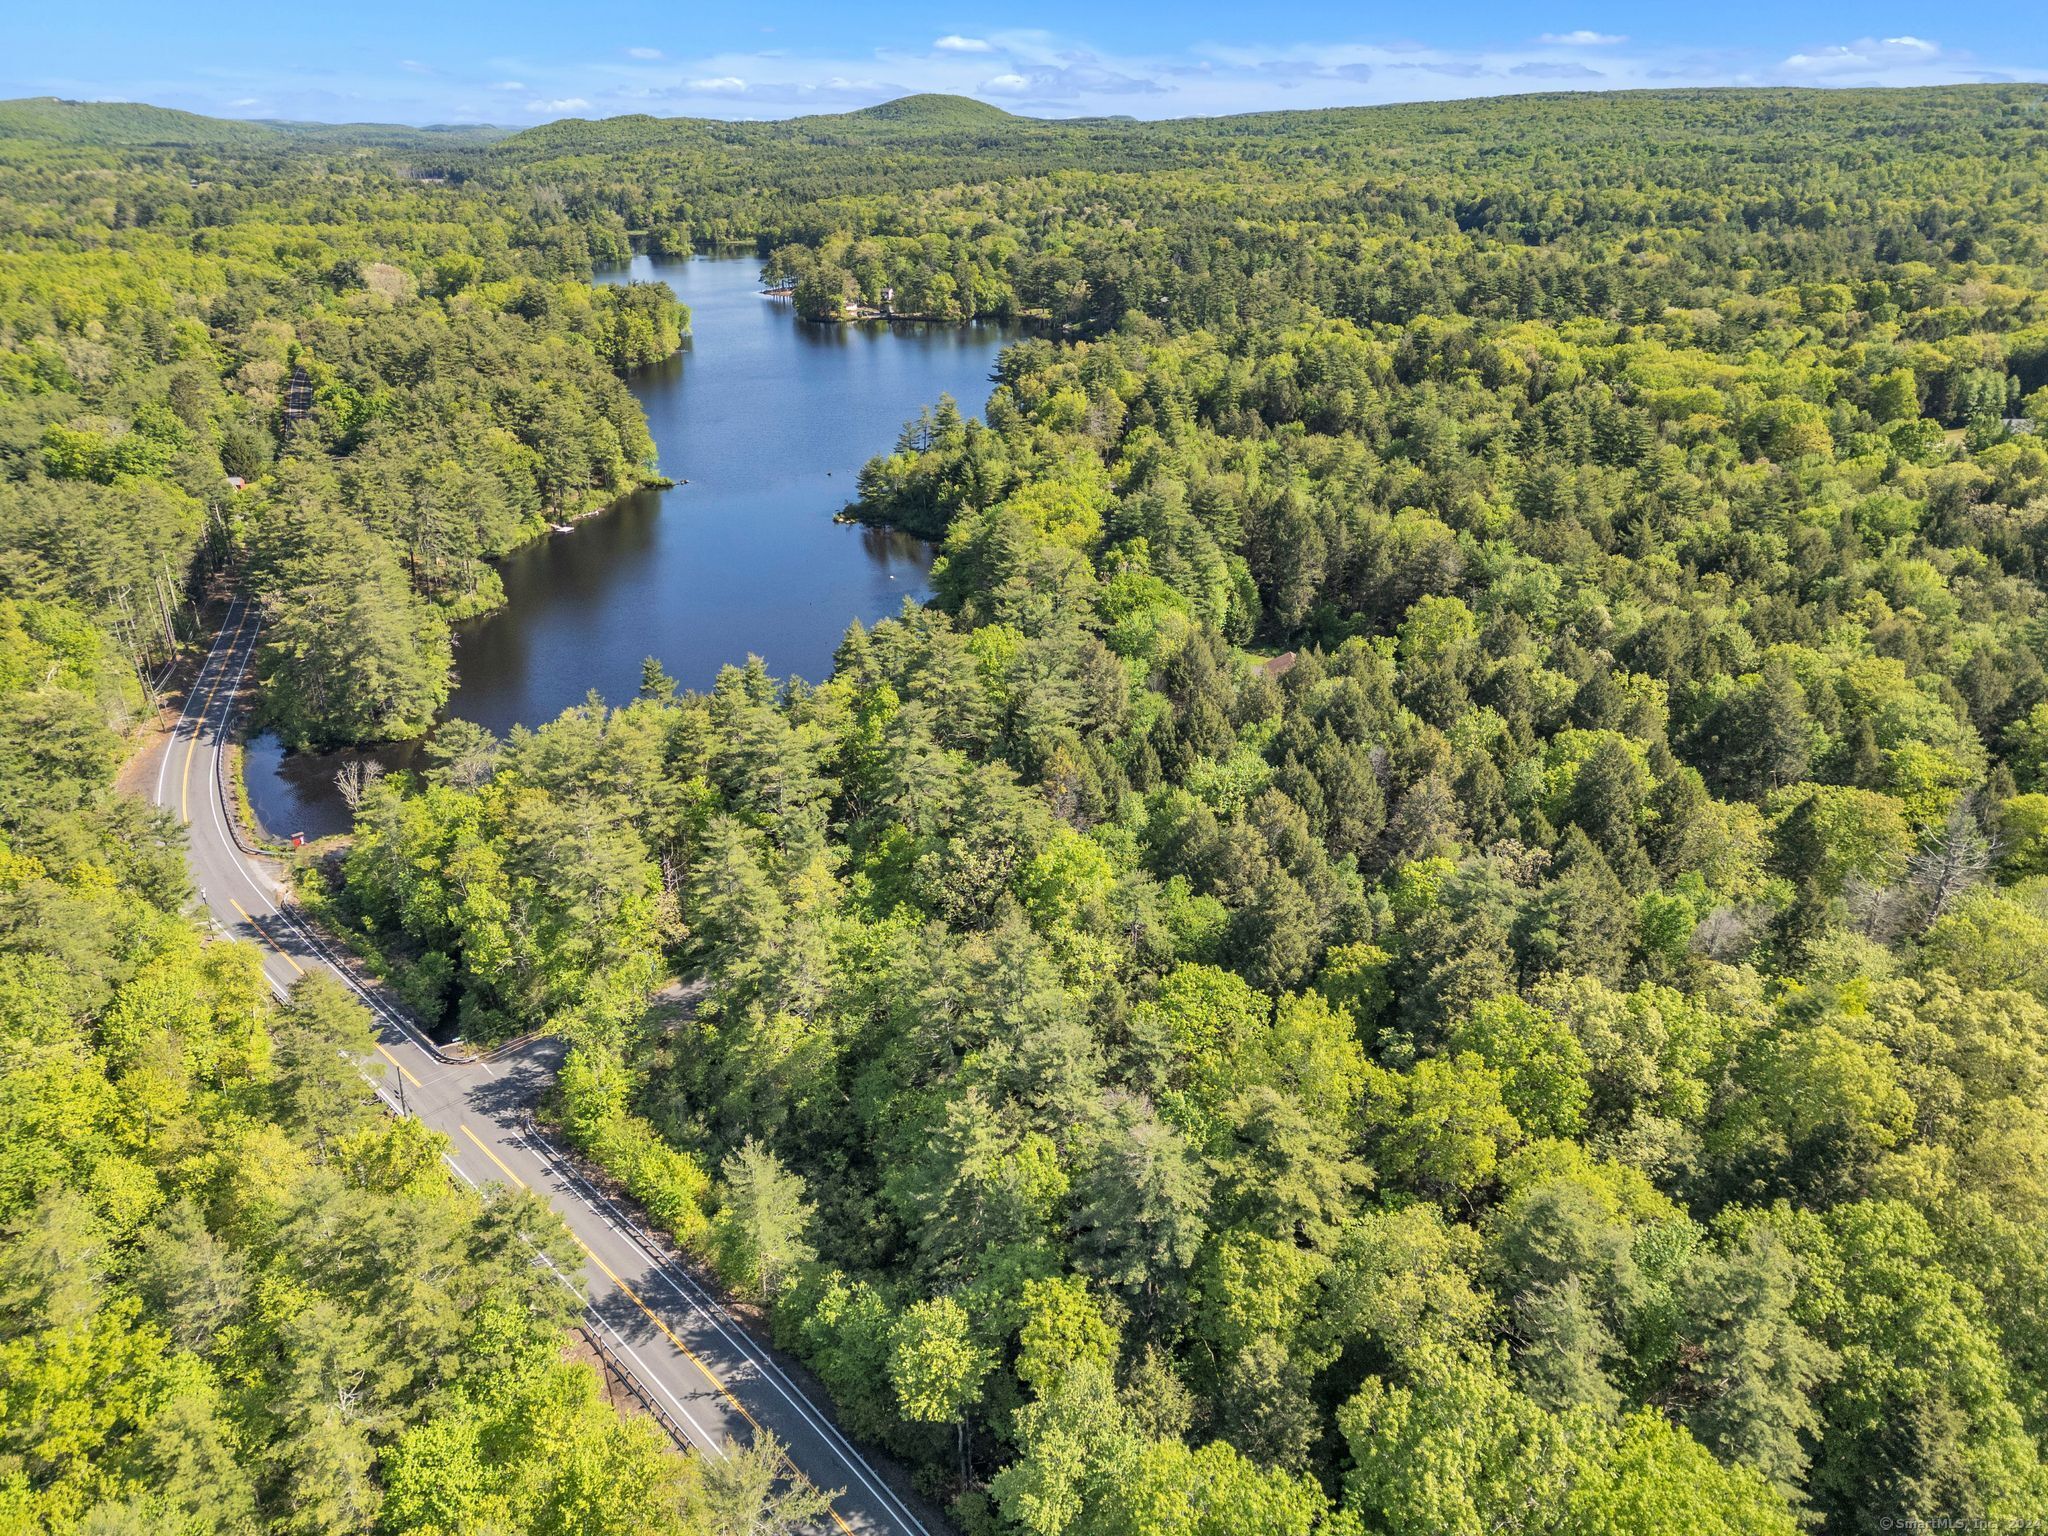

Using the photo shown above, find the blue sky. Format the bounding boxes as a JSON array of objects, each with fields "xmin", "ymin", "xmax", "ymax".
[{"xmin": 9, "ymin": 3, "xmax": 2045, "ymax": 124}]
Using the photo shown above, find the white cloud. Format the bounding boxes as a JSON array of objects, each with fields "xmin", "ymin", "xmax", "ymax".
[
  {"xmin": 1781, "ymin": 34, "xmax": 1952, "ymax": 77},
  {"xmin": 99, "ymin": 22, "xmax": 2045, "ymax": 127},
  {"xmin": 626, "ymin": 46, "xmax": 663, "ymax": 60},
  {"xmin": 398, "ymin": 58, "xmax": 431, "ymax": 74}
]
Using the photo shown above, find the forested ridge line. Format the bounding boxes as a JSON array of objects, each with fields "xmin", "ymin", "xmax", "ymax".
[{"xmin": 5, "ymin": 81, "xmax": 2048, "ymax": 1536}]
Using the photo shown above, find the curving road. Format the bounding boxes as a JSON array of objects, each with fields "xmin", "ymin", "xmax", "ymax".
[{"xmin": 154, "ymin": 597, "xmax": 936, "ymax": 1536}]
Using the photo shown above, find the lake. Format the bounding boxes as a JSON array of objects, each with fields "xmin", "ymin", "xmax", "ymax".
[{"xmin": 242, "ymin": 253, "xmax": 1014, "ymax": 838}]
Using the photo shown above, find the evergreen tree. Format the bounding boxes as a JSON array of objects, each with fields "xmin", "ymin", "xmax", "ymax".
[
  {"xmin": 1671, "ymin": 1228, "xmax": 1832, "ymax": 1508},
  {"xmin": 709, "ymin": 1141, "xmax": 816, "ymax": 1301}
]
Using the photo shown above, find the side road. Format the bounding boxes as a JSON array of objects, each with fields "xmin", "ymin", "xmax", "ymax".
[{"xmin": 153, "ymin": 598, "xmax": 941, "ymax": 1536}]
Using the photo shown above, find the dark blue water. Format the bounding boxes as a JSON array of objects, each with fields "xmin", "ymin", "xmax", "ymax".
[
  {"xmin": 449, "ymin": 255, "xmax": 1012, "ymax": 732},
  {"xmin": 244, "ymin": 253, "xmax": 1012, "ymax": 837}
]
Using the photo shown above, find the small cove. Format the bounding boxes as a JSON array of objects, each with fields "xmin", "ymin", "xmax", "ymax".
[{"xmin": 243, "ymin": 253, "xmax": 1014, "ymax": 837}]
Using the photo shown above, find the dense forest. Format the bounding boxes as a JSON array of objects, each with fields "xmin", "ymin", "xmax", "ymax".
[
  {"xmin": 6, "ymin": 82, "xmax": 2048, "ymax": 1536},
  {"xmin": 0, "ymin": 103, "xmax": 685, "ymax": 751},
  {"xmin": 0, "ymin": 107, "xmax": 815, "ymax": 1535}
]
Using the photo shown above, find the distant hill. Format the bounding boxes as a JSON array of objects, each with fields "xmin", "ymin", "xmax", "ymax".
[
  {"xmin": 257, "ymin": 119, "xmax": 511, "ymax": 148},
  {"xmin": 0, "ymin": 90, "xmax": 1070, "ymax": 160},
  {"xmin": 493, "ymin": 112, "xmax": 727, "ymax": 156},
  {"xmin": 0, "ymin": 97, "xmax": 282, "ymax": 147},
  {"xmin": 498, "ymin": 93, "xmax": 1044, "ymax": 157},
  {"xmin": 0, "ymin": 96, "xmax": 508, "ymax": 150},
  {"xmin": 826, "ymin": 94, "xmax": 1022, "ymax": 129}
]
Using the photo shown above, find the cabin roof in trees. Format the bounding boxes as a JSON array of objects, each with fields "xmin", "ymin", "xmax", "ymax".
[{"xmin": 1259, "ymin": 651, "xmax": 1300, "ymax": 679}]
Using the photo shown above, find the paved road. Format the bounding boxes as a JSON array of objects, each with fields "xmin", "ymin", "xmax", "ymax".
[{"xmin": 154, "ymin": 598, "xmax": 935, "ymax": 1536}]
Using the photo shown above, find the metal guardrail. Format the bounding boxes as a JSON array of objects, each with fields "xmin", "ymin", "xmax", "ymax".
[
  {"xmin": 181, "ymin": 608, "xmax": 756, "ymax": 1477},
  {"xmin": 526, "ymin": 1113, "xmax": 878, "ymax": 1531},
  {"xmin": 198, "ymin": 617, "xmax": 292, "ymax": 861},
  {"xmin": 519, "ymin": 1111, "xmax": 705, "ymax": 1285},
  {"xmin": 200, "ymin": 650, "xmax": 478, "ymax": 1068},
  {"xmin": 188, "ymin": 606, "xmax": 911, "ymax": 1529},
  {"xmin": 579, "ymin": 1323, "xmax": 700, "ymax": 1452}
]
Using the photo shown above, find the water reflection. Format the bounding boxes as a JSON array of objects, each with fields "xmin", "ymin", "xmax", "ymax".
[
  {"xmin": 244, "ymin": 253, "xmax": 1013, "ymax": 837},
  {"xmin": 242, "ymin": 731, "xmax": 419, "ymax": 841}
]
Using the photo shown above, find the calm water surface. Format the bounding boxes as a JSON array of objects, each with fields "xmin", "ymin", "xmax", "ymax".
[{"xmin": 245, "ymin": 253, "xmax": 1012, "ymax": 837}]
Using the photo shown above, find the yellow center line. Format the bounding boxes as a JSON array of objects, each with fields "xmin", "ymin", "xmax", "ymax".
[
  {"xmin": 227, "ymin": 895, "xmax": 420, "ymax": 1088},
  {"xmin": 472, "ymin": 1145, "xmax": 851, "ymax": 1530},
  {"xmin": 460, "ymin": 1123, "xmax": 528, "ymax": 1188},
  {"xmin": 576, "ymin": 1227, "xmax": 854, "ymax": 1532},
  {"xmin": 573, "ymin": 1235, "xmax": 756, "ymax": 1424},
  {"xmin": 180, "ymin": 636, "xmax": 856, "ymax": 1536},
  {"xmin": 374, "ymin": 1041, "xmax": 423, "ymax": 1088},
  {"xmin": 179, "ymin": 611, "xmax": 247, "ymax": 822},
  {"xmin": 229, "ymin": 897, "xmax": 304, "ymax": 974}
]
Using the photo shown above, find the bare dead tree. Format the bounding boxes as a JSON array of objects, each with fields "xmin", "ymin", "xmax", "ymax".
[
  {"xmin": 1691, "ymin": 904, "xmax": 1758, "ymax": 961},
  {"xmin": 1845, "ymin": 874, "xmax": 1915, "ymax": 946},
  {"xmin": 333, "ymin": 758, "xmax": 385, "ymax": 812},
  {"xmin": 1904, "ymin": 795, "xmax": 1998, "ymax": 934}
]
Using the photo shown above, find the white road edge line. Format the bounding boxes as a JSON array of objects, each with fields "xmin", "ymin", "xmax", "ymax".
[
  {"xmin": 155, "ymin": 595, "xmax": 245, "ymax": 806},
  {"xmin": 556, "ymin": 1268, "xmax": 732, "ymax": 1460},
  {"xmin": 185, "ymin": 601, "xmax": 915, "ymax": 1532},
  {"xmin": 441, "ymin": 1154, "xmax": 728, "ymax": 1457},
  {"xmin": 512, "ymin": 1126, "xmax": 929, "ymax": 1536},
  {"xmin": 190, "ymin": 611, "xmax": 449, "ymax": 1067}
]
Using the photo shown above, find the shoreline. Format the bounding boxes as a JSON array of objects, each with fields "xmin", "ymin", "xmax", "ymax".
[
  {"xmin": 251, "ymin": 257, "xmax": 986, "ymax": 822},
  {"xmin": 758, "ymin": 288, "xmax": 1030, "ymax": 327}
]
